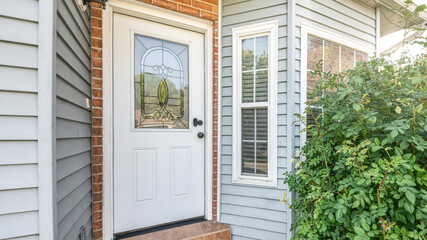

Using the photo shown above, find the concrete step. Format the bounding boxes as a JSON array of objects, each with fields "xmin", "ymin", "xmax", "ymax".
[{"xmin": 122, "ymin": 221, "xmax": 230, "ymax": 240}]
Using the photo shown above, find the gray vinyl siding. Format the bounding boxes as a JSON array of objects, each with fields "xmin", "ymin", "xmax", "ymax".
[
  {"xmin": 55, "ymin": 0, "xmax": 92, "ymax": 239},
  {"xmin": 220, "ymin": 0, "xmax": 289, "ymax": 239},
  {"xmin": 293, "ymin": 0, "xmax": 377, "ymax": 148},
  {"xmin": 0, "ymin": 0, "xmax": 40, "ymax": 239}
]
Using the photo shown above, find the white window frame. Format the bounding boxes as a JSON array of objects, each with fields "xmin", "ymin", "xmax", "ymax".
[
  {"xmin": 300, "ymin": 22, "xmax": 374, "ymax": 156},
  {"xmin": 232, "ymin": 21, "xmax": 278, "ymax": 187}
]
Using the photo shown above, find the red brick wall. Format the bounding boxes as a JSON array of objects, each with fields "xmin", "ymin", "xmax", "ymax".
[{"xmin": 90, "ymin": 1, "xmax": 219, "ymax": 239}]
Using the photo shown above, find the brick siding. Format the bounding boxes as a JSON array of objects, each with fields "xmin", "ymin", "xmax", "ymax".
[{"xmin": 90, "ymin": 1, "xmax": 219, "ymax": 239}]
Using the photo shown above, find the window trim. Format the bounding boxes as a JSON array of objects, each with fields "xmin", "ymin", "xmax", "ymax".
[
  {"xmin": 300, "ymin": 22, "xmax": 374, "ymax": 157},
  {"xmin": 232, "ymin": 21, "xmax": 278, "ymax": 187}
]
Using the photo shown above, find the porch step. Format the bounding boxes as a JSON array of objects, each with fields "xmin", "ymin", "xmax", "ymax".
[{"xmin": 121, "ymin": 221, "xmax": 230, "ymax": 240}]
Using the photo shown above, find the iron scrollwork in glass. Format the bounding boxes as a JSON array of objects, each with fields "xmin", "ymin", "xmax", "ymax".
[{"xmin": 134, "ymin": 34, "xmax": 189, "ymax": 129}]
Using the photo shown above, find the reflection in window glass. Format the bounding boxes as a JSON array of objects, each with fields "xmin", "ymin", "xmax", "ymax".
[
  {"xmin": 306, "ymin": 35, "xmax": 368, "ymax": 138},
  {"xmin": 324, "ymin": 40, "xmax": 340, "ymax": 73},
  {"xmin": 134, "ymin": 34, "xmax": 189, "ymax": 129},
  {"xmin": 241, "ymin": 35, "xmax": 269, "ymax": 103},
  {"xmin": 241, "ymin": 108, "xmax": 268, "ymax": 176},
  {"xmin": 341, "ymin": 46, "xmax": 355, "ymax": 72},
  {"xmin": 307, "ymin": 35, "xmax": 323, "ymax": 71}
]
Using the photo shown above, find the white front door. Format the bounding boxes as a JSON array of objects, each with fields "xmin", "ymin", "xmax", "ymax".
[{"xmin": 113, "ymin": 13, "xmax": 205, "ymax": 233}]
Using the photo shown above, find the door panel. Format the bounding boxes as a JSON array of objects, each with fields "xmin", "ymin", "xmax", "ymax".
[{"xmin": 113, "ymin": 13, "xmax": 205, "ymax": 233}]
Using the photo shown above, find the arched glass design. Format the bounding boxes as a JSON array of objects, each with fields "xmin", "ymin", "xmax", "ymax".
[{"xmin": 134, "ymin": 34, "xmax": 189, "ymax": 129}]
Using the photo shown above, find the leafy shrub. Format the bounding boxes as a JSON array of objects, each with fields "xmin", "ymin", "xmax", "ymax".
[{"xmin": 283, "ymin": 33, "xmax": 427, "ymax": 240}]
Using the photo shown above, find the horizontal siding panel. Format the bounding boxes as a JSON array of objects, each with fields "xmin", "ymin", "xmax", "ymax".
[
  {"xmin": 56, "ymin": 58, "xmax": 91, "ymax": 95},
  {"xmin": 57, "ymin": 0, "xmax": 90, "ymax": 46},
  {"xmin": 63, "ymin": 206, "xmax": 92, "ymax": 240},
  {"xmin": 56, "ymin": 138, "xmax": 91, "ymax": 159},
  {"xmin": 0, "ymin": 66, "xmax": 38, "ymax": 93},
  {"xmin": 298, "ymin": 0, "xmax": 375, "ymax": 34},
  {"xmin": 56, "ymin": 97, "xmax": 91, "ymax": 124},
  {"xmin": 56, "ymin": 118, "xmax": 91, "ymax": 139},
  {"xmin": 223, "ymin": 0, "xmax": 285, "ymax": 16},
  {"xmin": 58, "ymin": 193, "xmax": 91, "ymax": 240},
  {"xmin": 0, "ymin": 116, "xmax": 37, "ymax": 140},
  {"xmin": 57, "ymin": 165, "xmax": 91, "ymax": 201},
  {"xmin": 221, "ymin": 184, "xmax": 286, "ymax": 200},
  {"xmin": 296, "ymin": 6, "xmax": 375, "ymax": 44},
  {"xmin": 6, "ymin": 235, "xmax": 39, "ymax": 240},
  {"xmin": 0, "ymin": 141, "xmax": 37, "ymax": 165},
  {"xmin": 56, "ymin": 77, "xmax": 90, "ymax": 109},
  {"xmin": 230, "ymin": 225, "xmax": 287, "ymax": 240},
  {"xmin": 0, "ymin": 0, "xmax": 38, "ymax": 22},
  {"xmin": 57, "ymin": 35, "xmax": 90, "ymax": 78},
  {"xmin": 57, "ymin": 178, "xmax": 91, "ymax": 222},
  {"xmin": 337, "ymin": 0, "xmax": 375, "ymax": 19},
  {"xmin": 56, "ymin": 151, "xmax": 91, "ymax": 181},
  {"xmin": 221, "ymin": 214, "xmax": 287, "ymax": 233},
  {"xmin": 57, "ymin": 16, "xmax": 90, "ymax": 61},
  {"xmin": 315, "ymin": 0, "xmax": 375, "ymax": 25},
  {"xmin": 222, "ymin": 16, "xmax": 287, "ymax": 37},
  {"xmin": 0, "ymin": 164, "xmax": 38, "ymax": 190},
  {"xmin": 0, "ymin": 91, "xmax": 37, "ymax": 116},
  {"xmin": 0, "ymin": 41, "xmax": 37, "ymax": 69},
  {"xmin": 0, "ymin": 211, "xmax": 39, "ymax": 239},
  {"xmin": 0, "ymin": 16, "xmax": 38, "ymax": 45},
  {"xmin": 221, "ymin": 204, "xmax": 286, "ymax": 222},
  {"xmin": 0, "ymin": 188, "xmax": 38, "ymax": 215},
  {"xmin": 223, "ymin": 5, "xmax": 286, "ymax": 27},
  {"xmin": 221, "ymin": 194, "xmax": 285, "ymax": 212}
]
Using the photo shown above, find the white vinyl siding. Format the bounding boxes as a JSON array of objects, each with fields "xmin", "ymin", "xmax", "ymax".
[
  {"xmin": 0, "ymin": 0, "xmax": 40, "ymax": 238},
  {"xmin": 221, "ymin": 0, "xmax": 288, "ymax": 239}
]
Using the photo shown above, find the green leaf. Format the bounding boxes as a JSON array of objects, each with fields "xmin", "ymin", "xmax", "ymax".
[
  {"xmin": 412, "ymin": 76, "xmax": 422, "ymax": 84},
  {"xmin": 390, "ymin": 130, "xmax": 398, "ymax": 139},
  {"xmin": 354, "ymin": 227, "xmax": 365, "ymax": 236},
  {"xmin": 362, "ymin": 222, "xmax": 370, "ymax": 231},
  {"xmin": 395, "ymin": 105, "xmax": 402, "ymax": 114},
  {"xmin": 405, "ymin": 191, "xmax": 416, "ymax": 205},
  {"xmin": 404, "ymin": 201, "xmax": 414, "ymax": 213},
  {"xmin": 353, "ymin": 103, "xmax": 362, "ymax": 111}
]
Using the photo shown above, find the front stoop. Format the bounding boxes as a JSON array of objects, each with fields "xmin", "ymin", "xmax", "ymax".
[{"xmin": 122, "ymin": 221, "xmax": 231, "ymax": 240}]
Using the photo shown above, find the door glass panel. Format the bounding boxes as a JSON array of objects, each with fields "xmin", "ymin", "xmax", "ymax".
[{"xmin": 134, "ymin": 34, "xmax": 189, "ymax": 129}]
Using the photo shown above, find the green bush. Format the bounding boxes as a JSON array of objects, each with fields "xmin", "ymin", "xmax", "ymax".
[{"xmin": 283, "ymin": 38, "xmax": 427, "ymax": 239}]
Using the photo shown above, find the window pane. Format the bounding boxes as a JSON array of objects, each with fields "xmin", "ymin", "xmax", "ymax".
[
  {"xmin": 242, "ymin": 72, "xmax": 254, "ymax": 102},
  {"xmin": 242, "ymin": 38, "xmax": 254, "ymax": 71},
  {"xmin": 256, "ymin": 108, "xmax": 268, "ymax": 140},
  {"xmin": 255, "ymin": 70, "xmax": 268, "ymax": 102},
  {"xmin": 324, "ymin": 40, "xmax": 339, "ymax": 73},
  {"xmin": 307, "ymin": 35, "xmax": 323, "ymax": 70},
  {"xmin": 242, "ymin": 141, "xmax": 255, "ymax": 174},
  {"xmin": 242, "ymin": 109, "xmax": 255, "ymax": 140},
  {"xmin": 134, "ymin": 34, "xmax": 189, "ymax": 129},
  {"xmin": 241, "ymin": 108, "xmax": 268, "ymax": 176},
  {"xmin": 256, "ymin": 142, "xmax": 268, "ymax": 176},
  {"xmin": 307, "ymin": 71, "xmax": 319, "ymax": 95},
  {"xmin": 256, "ymin": 36, "xmax": 268, "ymax": 69},
  {"xmin": 341, "ymin": 46, "xmax": 355, "ymax": 72},
  {"xmin": 356, "ymin": 51, "xmax": 368, "ymax": 64}
]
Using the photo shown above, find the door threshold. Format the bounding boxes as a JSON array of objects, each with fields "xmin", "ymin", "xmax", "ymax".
[{"xmin": 114, "ymin": 217, "xmax": 206, "ymax": 240}]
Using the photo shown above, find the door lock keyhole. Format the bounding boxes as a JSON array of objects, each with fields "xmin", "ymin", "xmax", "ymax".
[{"xmin": 193, "ymin": 118, "xmax": 203, "ymax": 127}]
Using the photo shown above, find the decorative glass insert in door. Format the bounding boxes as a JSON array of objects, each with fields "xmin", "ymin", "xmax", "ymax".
[{"xmin": 134, "ymin": 34, "xmax": 189, "ymax": 129}]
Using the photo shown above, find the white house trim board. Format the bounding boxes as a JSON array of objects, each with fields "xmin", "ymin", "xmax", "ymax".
[
  {"xmin": 231, "ymin": 21, "xmax": 278, "ymax": 187},
  {"xmin": 103, "ymin": 1, "xmax": 214, "ymax": 239},
  {"xmin": 300, "ymin": 22, "xmax": 375, "ymax": 157},
  {"xmin": 38, "ymin": 0, "xmax": 57, "ymax": 239}
]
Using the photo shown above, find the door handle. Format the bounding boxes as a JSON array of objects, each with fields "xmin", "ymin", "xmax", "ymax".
[
  {"xmin": 193, "ymin": 118, "xmax": 203, "ymax": 127},
  {"xmin": 197, "ymin": 132, "xmax": 205, "ymax": 139}
]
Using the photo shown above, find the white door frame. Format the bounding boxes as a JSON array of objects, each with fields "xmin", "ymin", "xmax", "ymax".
[{"xmin": 102, "ymin": 1, "xmax": 214, "ymax": 239}]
